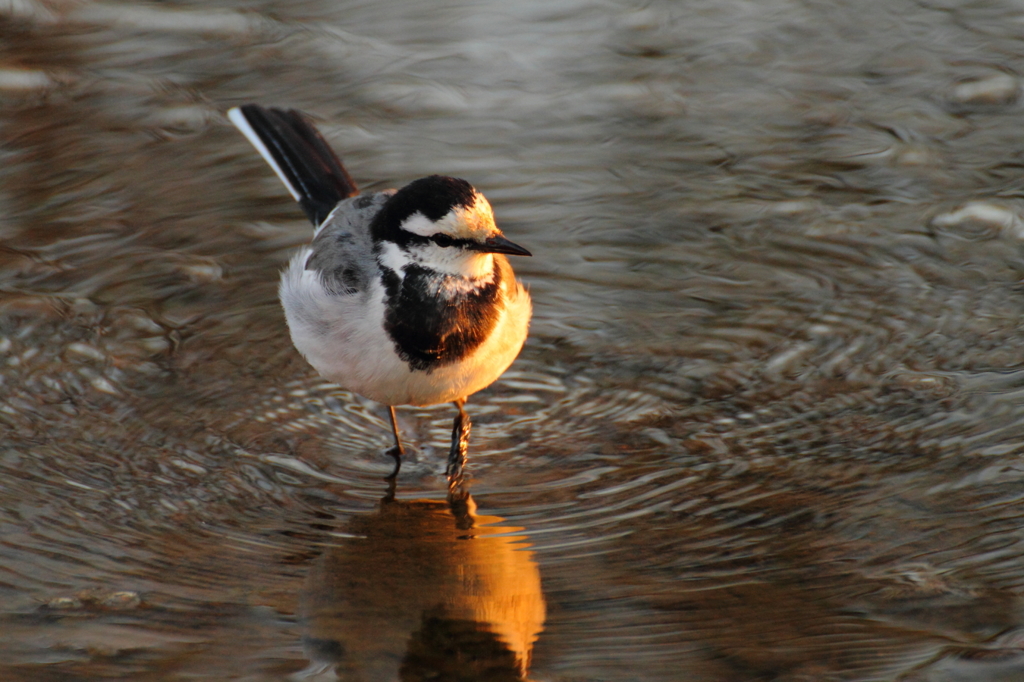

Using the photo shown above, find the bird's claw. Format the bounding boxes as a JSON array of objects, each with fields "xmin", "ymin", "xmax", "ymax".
[{"xmin": 384, "ymin": 445, "xmax": 403, "ymax": 481}]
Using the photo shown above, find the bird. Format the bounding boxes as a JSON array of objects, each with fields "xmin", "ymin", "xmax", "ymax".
[{"xmin": 227, "ymin": 104, "xmax": 532, "ymax": 481}]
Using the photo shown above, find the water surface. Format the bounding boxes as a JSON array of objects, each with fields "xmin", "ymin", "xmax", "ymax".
[{"xmin": 4, "ymin": 1, "xmax": 1024, "ymax": 680}]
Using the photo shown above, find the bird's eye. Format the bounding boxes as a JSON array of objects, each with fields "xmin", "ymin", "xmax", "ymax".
[{"xmin": 432, "ymin": 234, "xmax": 454, "ymax": 247}]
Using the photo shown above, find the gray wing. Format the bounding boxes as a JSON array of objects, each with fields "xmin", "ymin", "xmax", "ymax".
[{"xmin": 304, "ymin": 190, "xmax": 395, "ymax": 294}]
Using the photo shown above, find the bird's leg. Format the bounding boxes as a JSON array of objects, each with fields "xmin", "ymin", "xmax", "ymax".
[
  {"xmin": 384, "ymin": 405, "xmax": 404, "ymax": 480},
  {"xmin": 446, "ymin": 398, "xmax": 471, "ymax": 489}
]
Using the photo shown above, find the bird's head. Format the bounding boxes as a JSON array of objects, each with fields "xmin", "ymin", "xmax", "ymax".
[{"xmin": 372, "ymin": 175, "xmax": 531, "ymax": 278}]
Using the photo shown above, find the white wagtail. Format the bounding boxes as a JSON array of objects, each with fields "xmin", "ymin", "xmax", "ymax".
[{"xmin": 228, "ymin": 104, "xmax": 532, "ymax": 480}]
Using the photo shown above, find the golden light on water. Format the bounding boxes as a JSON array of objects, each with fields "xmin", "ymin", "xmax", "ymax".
[{"xmin": 302, "ymin": 495, "xmax": 545, "ymax": 680}]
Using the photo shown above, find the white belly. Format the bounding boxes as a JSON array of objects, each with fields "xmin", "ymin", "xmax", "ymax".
[{"xmin": 279, "ymin": 249, "xmax": 531, "ymax": 406}]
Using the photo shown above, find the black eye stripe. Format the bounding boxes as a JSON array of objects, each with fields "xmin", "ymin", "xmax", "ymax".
[
  {"xmin": 429, "ymin": 234, "xmax": 476, "ymax": 249},
  {"xmin": 399, "ymin": 232, "xmax": 478, "ymax": 250}
]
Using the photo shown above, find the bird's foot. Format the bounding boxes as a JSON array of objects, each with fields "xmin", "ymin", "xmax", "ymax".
[{"xmin": 383, "ymin": 444, "xmax": 403, "ymax": 481}]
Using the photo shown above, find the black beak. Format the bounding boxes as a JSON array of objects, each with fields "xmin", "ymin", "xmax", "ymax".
[{"xmin": 477, "ymin": 235, "xmax": 532, "ymax": 257}]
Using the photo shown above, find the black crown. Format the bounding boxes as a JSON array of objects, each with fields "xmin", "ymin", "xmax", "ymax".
[{"xmin": 371, "ymin": 176, "xmax": 477, "ymax": 245}]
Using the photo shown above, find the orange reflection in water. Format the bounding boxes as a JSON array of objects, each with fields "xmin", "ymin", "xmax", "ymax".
[{"xmin": 301, "ymin": 493, "xmax": 545, "ymax": 681}]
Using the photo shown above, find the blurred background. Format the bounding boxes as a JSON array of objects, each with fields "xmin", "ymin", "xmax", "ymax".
[{"xmin": 4, "ymin": 0, "xmax": 1024, "ymax": 679}]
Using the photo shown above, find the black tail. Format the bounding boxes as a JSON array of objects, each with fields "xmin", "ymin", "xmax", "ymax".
[{"xmin": 229, "ymin": 104, "xmax": 358, "ymax": 226}]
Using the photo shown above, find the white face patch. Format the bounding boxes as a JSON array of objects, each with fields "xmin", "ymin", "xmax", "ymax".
[
  {"xmin": 397, "ymin": 238, "xmax": 495, "ymax": 279},
  {"xmin": 391, "ymin": 190, "xmax": 500, "ymax": 279},
  {"xmin": 438, "ymin": 262, "xmax": 496, "ymax": 293},
  {"xmin": 398, "ymin": 191, "xmax": 497, "ymax": 241},
  {"xmin": 425, "ymin": 248, "xmax": 494, "ymax": 279},
  {"xmin": 401, "ymin": 212, "xmax": 441, "ymax": 238}
]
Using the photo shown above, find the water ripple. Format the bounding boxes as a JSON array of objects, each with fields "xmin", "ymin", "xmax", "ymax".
[{"xmin": 5, "ymin": 0, "xmax": 1024, "ymax": 679}]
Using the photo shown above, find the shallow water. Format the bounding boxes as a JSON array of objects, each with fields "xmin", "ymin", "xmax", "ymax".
[{"xmin": 4, "ymin": 0, "xmax": 1024, "ymax": 680}]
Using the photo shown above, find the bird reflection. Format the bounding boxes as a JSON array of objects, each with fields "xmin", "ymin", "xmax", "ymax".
[{"xmin": 297, "ymin": 485, "xmax": 545, "ymax": 681}]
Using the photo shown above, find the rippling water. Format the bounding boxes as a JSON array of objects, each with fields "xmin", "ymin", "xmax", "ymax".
[{"xmin": 4, "ymin": 0, "xmax": 1024, "ymax": 680}]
